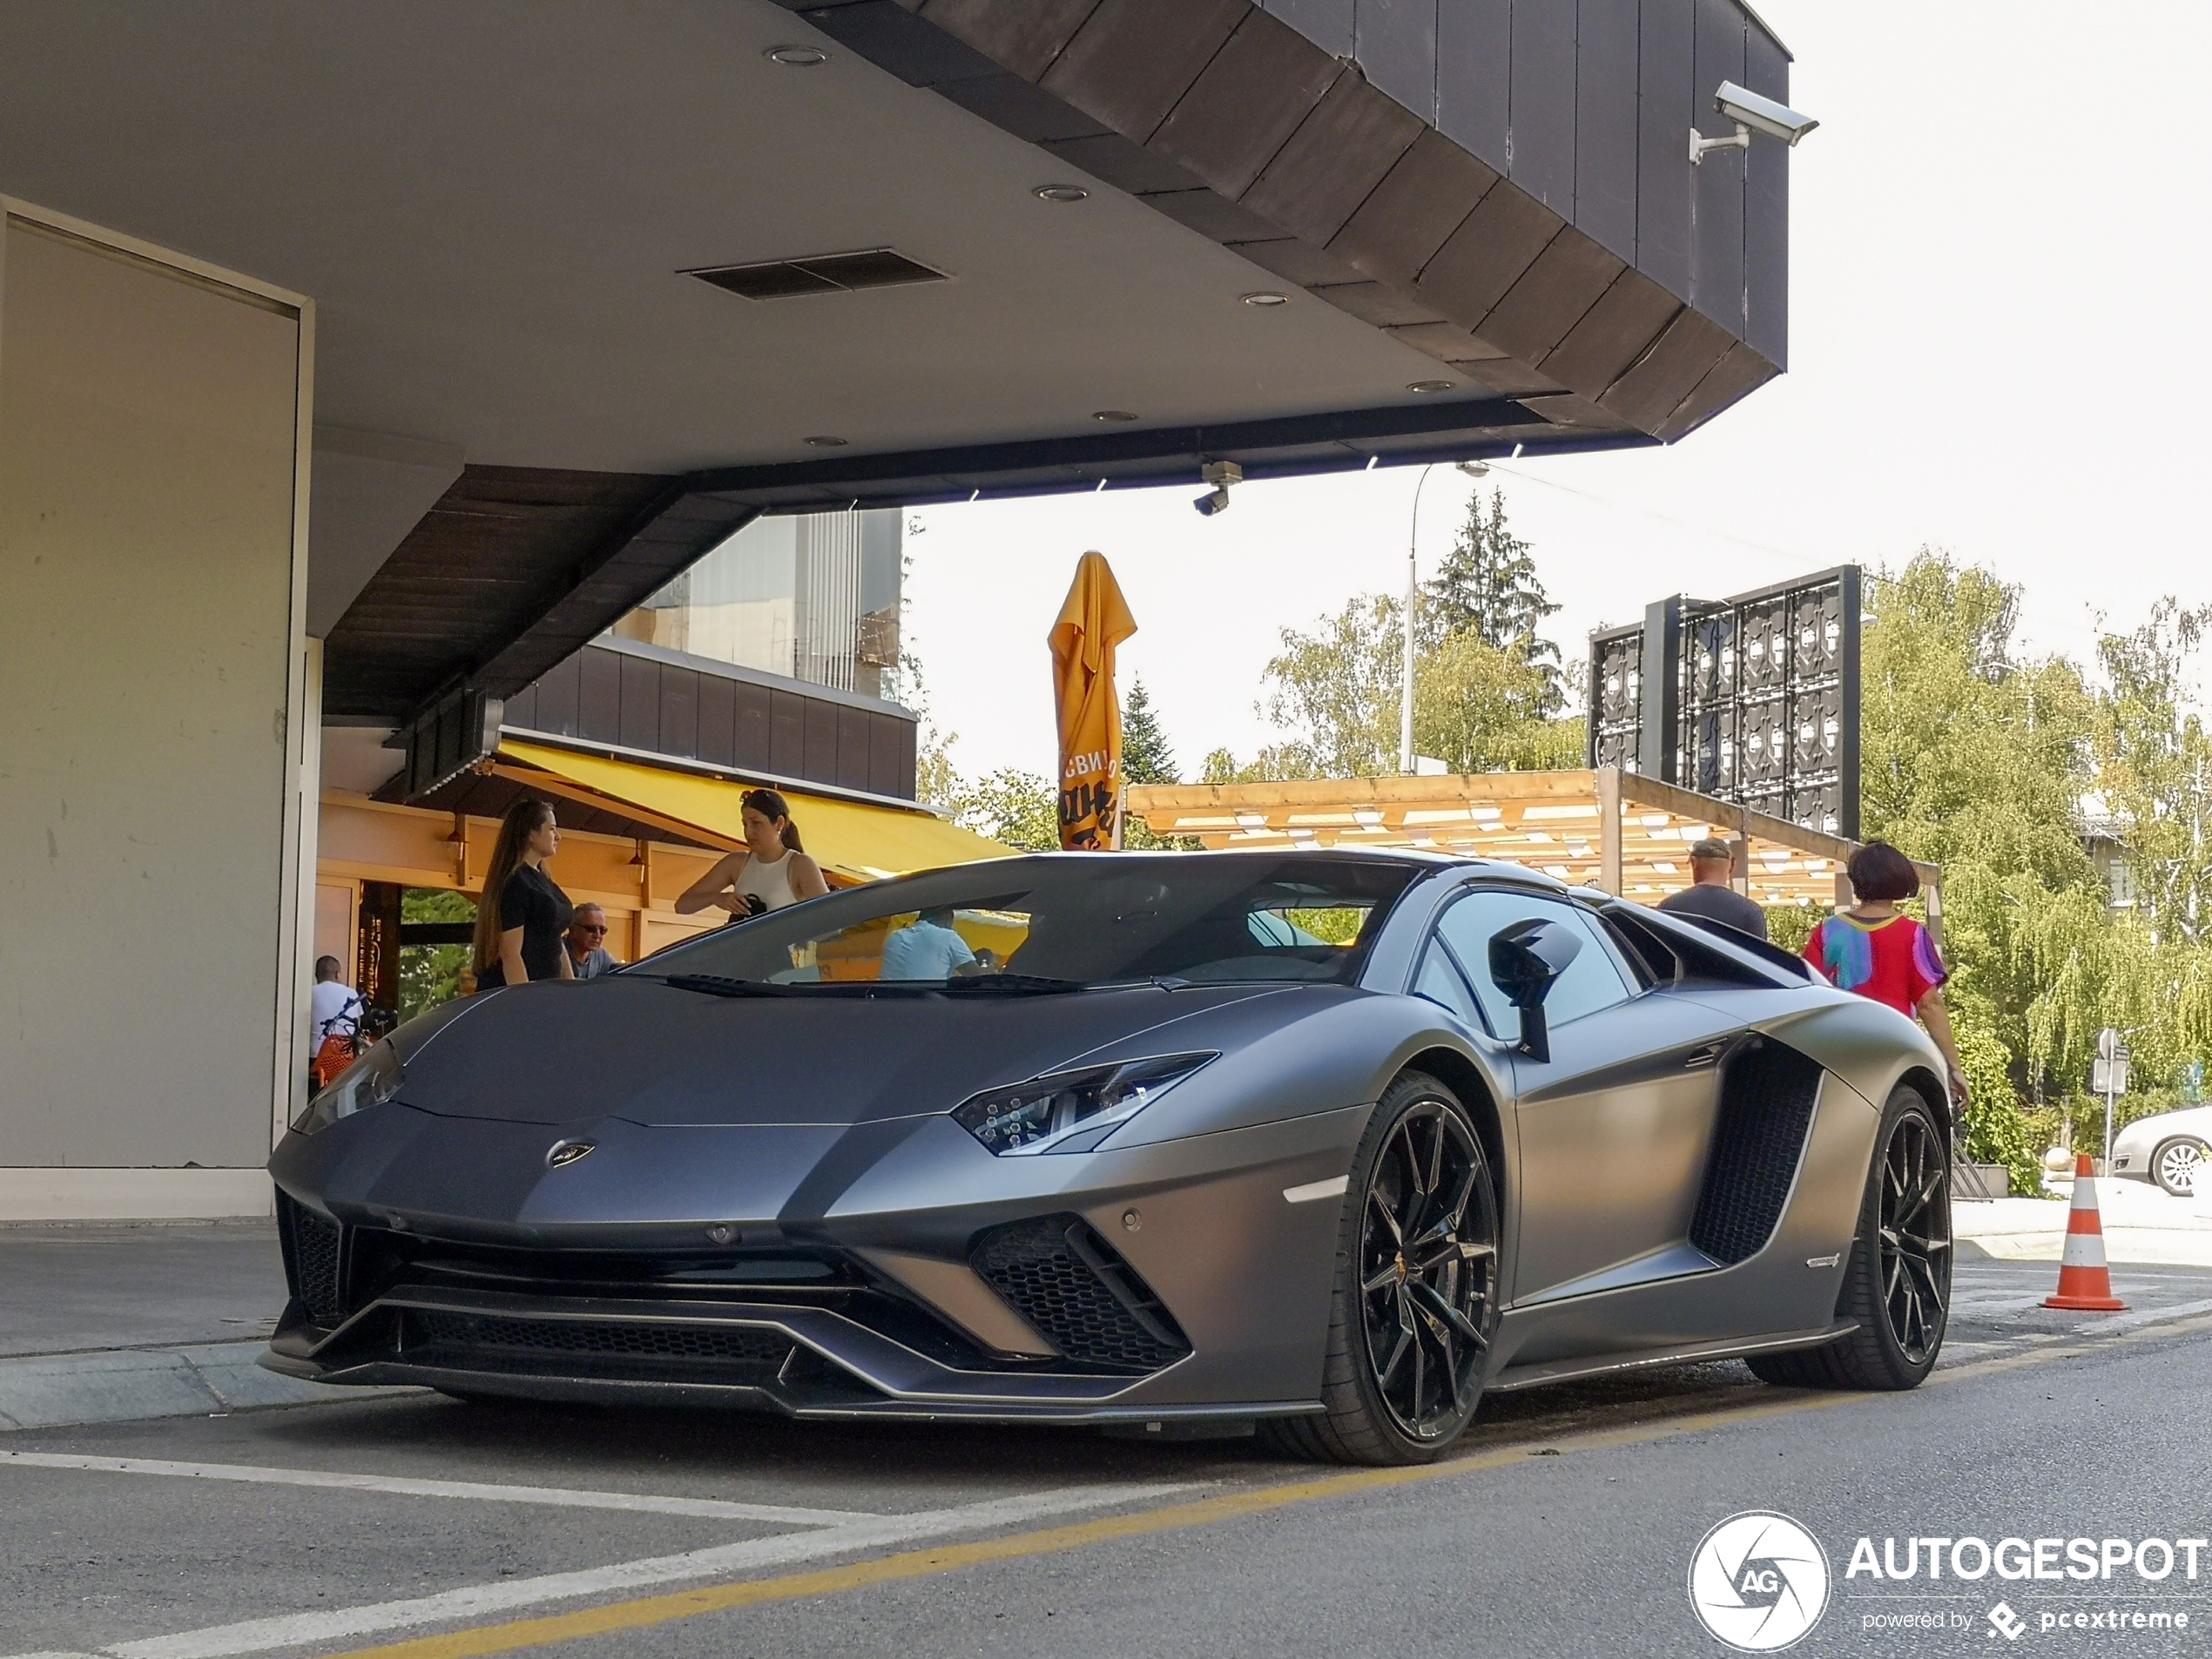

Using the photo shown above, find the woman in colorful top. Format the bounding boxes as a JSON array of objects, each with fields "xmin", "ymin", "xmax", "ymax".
[{"xmin": 1804, "ymin": 841, "xmax": 1970, "ymax": 1105}]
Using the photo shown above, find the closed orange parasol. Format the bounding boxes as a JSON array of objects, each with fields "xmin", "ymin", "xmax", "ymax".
[{"xmin": 1048, "ymin": 550, "xmax": 1137, "ymax": 850}]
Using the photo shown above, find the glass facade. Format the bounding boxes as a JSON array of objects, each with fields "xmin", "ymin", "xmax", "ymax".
[{"xmin": 612, "ymin": 509, "xmax": 903, "ymax": 699}]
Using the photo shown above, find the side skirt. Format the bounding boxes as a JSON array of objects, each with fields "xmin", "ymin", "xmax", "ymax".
[{"xmin": 1487, "ymin": 1321, "xmax": 1859, "ymax": 1393}]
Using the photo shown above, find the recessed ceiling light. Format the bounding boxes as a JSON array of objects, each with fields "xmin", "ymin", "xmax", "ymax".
[
  {"xmin": 1241, "ymin": 291, "xmax": 1291, "ymax": 307},
  {"xmin": 1034, "ymin": 185, "xmax": 1089, "ymax": 203},
  {"xmin": 1406, "ymin": 379, "xmax": 1459, "ymax": 394},
  {"xmin": 1092, "ymin": 409, "xmax": 1138, "ymax": 423},
  {"xmin": 802, "ymin": 435, "xmax": 848, "ymax": 448},
  {"xmin": 765, "ymin": 44, "xmax": 828, "ymax": 65}
]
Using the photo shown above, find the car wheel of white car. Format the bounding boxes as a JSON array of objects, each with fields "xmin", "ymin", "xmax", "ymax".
[{"xmin": 2153, "ymin": 1136, "xmax": 2209, "ymax": 1198}]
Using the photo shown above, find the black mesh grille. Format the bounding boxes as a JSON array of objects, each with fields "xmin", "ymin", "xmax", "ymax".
[
  {"xmin": 407, "ymin": 1310, "xmax": 789, "ymax": 1366},
  {"xmin": 970, "ymin": 1215, "xmax": 1190, "ymax": 1372},
  {"xmin": 1689, "ymin": 1037, "xmax": 1824, "ymax": 1264},
  {"xmin": 279, "ymin": 1191, "xmax": 345, "ymax": 1324}
]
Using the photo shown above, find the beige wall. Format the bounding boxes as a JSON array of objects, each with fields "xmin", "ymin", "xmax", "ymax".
[{"xmin": 0, "ymin": 210, "xmax": 309, "ymax": 1178}]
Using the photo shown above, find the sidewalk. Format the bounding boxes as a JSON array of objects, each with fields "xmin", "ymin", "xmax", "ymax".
[
  {"xmin": 1955, "ymin": 1172, "xmax": 2212, "ymax": 1266},
  {"xmin": 0, "ymin": 1220, "xmax": 414, "ymax": 1431}
]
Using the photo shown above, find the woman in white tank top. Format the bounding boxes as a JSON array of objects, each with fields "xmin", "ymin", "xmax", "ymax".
[{"xmin": 674, "ymin": 787, "xmax": 829, "ymax": 921}]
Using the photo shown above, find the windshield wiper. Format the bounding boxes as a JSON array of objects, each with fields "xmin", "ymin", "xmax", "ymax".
[
  {"xmin": 934, "ymin": 974, "xmax": 1088, "ymax": 995},
  {"xmin": 1085, "ymin": 975, "xmax": 1193, "ymax": 992},
  {"xmin": 660, "ymin": 974, "xmax": 796, "ymax": 999}
]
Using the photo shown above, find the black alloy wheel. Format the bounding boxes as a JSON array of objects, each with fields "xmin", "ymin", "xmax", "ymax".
[
  {"xmin": 1264, "ymin": 1073, "xmax": 1500, "ymax": 1465},
  {"xmin": 1748, "ymin": 1084, "xmax": 1951, "ymax": 1391}
]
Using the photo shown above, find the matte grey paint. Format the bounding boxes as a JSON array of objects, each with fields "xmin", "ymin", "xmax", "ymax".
[{"xmin": 266, "ymin": 853, "xmax": 1941, "ymax": 1426}]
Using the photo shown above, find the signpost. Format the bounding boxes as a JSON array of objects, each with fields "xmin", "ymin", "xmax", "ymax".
[{"xmin": 2094, "ymin": 1027, "xmax": 2130, "ymax": 1176}]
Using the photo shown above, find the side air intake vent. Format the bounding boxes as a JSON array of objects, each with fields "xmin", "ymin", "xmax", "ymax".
[
  {"xmin": 277, "ymin": 1190, "xmax": 345, "ymax": 1324},
  {"xmin": 970, "ymin": 1215, "xmax": 1190, "ymax": 1372},
  {"xmin": 686, "ymin": 248, "xmax": 949, "ymax": 300},
  {"xmin": 1689, "ymin": 1036, "xmax": 1824, "ymax": 1264}
]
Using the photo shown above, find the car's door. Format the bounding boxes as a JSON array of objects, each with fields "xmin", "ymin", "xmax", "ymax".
[{"xmin": 1430, "ymin": 888, "xmax": 1745, "ymax": 1305}]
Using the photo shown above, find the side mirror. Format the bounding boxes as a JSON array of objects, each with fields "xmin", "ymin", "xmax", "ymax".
[{"xmin": 1487, "ymin": 919, "xmax": 1583, "ymax": 1062}]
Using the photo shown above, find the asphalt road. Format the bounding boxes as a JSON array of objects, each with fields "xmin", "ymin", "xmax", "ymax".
[{"xmin": 7, "ymin": 1258, "xmax": 2212, "ymax": 1659}]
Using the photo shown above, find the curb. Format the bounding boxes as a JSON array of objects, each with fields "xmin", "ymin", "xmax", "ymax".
[{"xmin": 0, "ymin": 1342, "xmax": 418, "ymax": 1432}]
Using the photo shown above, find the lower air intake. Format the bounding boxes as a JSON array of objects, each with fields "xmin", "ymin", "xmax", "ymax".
[
  {"xmin": 970, "ymin": 1215, "xmax": 1190, "ymax": 1372},
  {"xmin": 407, "ymin": 1311, "xmax": 791, "ymax": 1369},
  {"xmin": 278, "ymin": 1191, "xmax": 344, "ymax": 1324}
]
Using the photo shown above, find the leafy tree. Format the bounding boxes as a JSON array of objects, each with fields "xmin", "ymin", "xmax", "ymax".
[
  {"xmin": 949, "ymin": 768, "xmax": 1060, "ymax": 853},
  {"xmin": 1423, "ymin": 487, "xmax": 1564, "ymax": 715},
  {"xmin": 2090, "ymin": 599, "xmax": 2212, "ymax": 942},
  {"xmin": 1120, "ymin": 677, "xmax": 1179, "ymax": 786},
  {"xmin": 399, "ymin": 887, "xmax": 475, "ymax": 1020}
]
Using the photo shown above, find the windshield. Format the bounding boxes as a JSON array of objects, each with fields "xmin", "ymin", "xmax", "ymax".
[{"xmin": 637, "ymin": 854, "xmax": 1418, "ymax": 990}]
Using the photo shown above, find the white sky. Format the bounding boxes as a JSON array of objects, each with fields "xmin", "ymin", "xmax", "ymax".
[{"xmin": 905, "ymin": 3, "xmax": 2212, "ymax": 783}]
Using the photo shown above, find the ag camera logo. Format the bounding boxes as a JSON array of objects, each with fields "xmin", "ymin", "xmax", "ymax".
[{"xmin": 1689, "ymin": 1511, "xmax": 1831, "ymax": 1651}]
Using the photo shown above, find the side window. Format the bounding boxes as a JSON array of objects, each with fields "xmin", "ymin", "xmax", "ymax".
[
  {"xmin": 1433, "ymin": 889, "xmax": 1635, "ymax": 1035},
  {"xmin": 1413, "ymin": 944, "xmax": 1482, "ymax": 1027}
]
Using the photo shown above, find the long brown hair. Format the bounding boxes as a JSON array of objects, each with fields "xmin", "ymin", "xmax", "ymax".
[
  {"xmin": 473, "ymin": 797, "xmax": 556, "ymax": 973},
  {"xmin": 741, "ymin": 788, "xmax": 803, "ymax": 853}
]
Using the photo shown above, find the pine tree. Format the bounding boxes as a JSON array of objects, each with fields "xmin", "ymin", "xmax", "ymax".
[
  {"xmin": 1422, "ymin": 488, "xmax": 1563, "ymax": 715},
  {"xmin": 1120, "ymin": 677, "xmax": 1179, "ymax": 786}
]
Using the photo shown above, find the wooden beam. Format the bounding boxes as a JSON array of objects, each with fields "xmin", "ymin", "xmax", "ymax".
[{"xmin": 1596, "ymin": 765, "xmax": 1623, "ymax": 896}]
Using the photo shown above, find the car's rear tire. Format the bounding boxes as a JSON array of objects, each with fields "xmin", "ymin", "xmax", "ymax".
[
  {"xmin": 1259, "ymin": 1071, "xmax": 1500, "ymax": 1466},
  {"xmin": 2152, "ymin": 1136, "xmax": 2209, "ymax": 1198},
  {"xmin": 1747, "ymin": 1083, "xmax": 1951, "ymax": 1391}
]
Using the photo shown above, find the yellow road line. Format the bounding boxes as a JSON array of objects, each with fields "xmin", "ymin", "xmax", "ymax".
[{"xmin": 319, "ymin": 1309, "xmax": 2212, "ymax": 1659}]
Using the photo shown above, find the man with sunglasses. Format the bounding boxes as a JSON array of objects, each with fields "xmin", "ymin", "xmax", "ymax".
[{"xmin": 563, "ymin": 904, "xmax": 621, "ymax": 980}]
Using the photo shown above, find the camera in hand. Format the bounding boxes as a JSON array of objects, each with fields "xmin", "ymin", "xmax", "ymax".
[{"xmin": 741, "ymin": 893, "xmax": 767, "ymax": 917}]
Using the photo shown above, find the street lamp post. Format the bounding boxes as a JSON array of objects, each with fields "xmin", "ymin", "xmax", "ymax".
[{"xmin": 1401, "ymin": 459, "xmax": 1491, "ymax": 773}]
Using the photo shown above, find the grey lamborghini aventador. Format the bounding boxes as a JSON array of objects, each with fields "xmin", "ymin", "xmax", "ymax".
[{"xmin": 265, "ymin": 850, "xmax": 1954, "ymax": 1466}]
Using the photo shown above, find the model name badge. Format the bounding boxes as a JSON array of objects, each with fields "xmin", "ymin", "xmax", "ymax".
[{"xmin": 546, "ymin": 1140, "xmax": 597, "ymax": 1170}]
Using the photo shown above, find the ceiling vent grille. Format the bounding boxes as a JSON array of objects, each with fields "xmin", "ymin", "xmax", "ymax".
[{"xmin": 685, "ymin": 248, "xmax": 948, "ymax": 300}]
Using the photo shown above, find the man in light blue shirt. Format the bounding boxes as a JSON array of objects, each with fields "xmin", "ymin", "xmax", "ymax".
[{"xmin": 880, "ymin": 907, "xmax": 976, "ymax": 981}]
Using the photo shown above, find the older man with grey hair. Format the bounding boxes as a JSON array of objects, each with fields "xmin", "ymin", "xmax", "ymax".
[
  {"xmin": 563, "ymin": 904, "xmax": 621, "ymax": 979},
  {"xmin": 1656, "ymin": 837, "xmax": 1769, "ymax": 941}
]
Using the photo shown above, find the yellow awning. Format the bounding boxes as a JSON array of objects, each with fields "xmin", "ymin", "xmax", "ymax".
[{"xmin": 496, "ymin": 739, "xmax": 1017, "ymax": 884}]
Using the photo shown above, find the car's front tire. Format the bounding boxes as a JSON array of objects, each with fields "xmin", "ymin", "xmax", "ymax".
[
  {"xmin": 2153, "ymin": 1136, "xmax": 2209, "ymax": 1198},
  {"xmin": 1262, "ymin": 1071, "xmax": 1501, "ymax": 1466},
  {"xmin": 1748, "ymin": 1082, "xmax": 1951, "ymax": 1391}
]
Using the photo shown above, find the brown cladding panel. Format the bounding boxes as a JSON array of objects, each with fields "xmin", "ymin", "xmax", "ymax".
[
  {"xmin": 1035, "ymin": 132, "xmax": 1202, "ymax": 194},
  {"xmin": 834, "ymin": 707, "xmax": 873, "ymax": 792},
  {"xmin": 617, "ymin": 653, "xmax": 661, "ymax": 753},
  {"xmin": 1636, "ymin": 0, "xmax": 1696, "ymax": 299},
  {"xmin": 1042, "ymin": 0, "xmax": 1247, "ymax": 143},
  {"xmin": 1506, "ymin": 0, "xmax": 1576, "ymax": 212},
  {"xmin": 917, "ymin": 0, "xmax": 1103, "ymax": 82},
  {"xmin": 1741, "ymin": 26, "xmax": 1790, "ymax": 368},
  {"xmin": 803, "ymin": 700, "xmax": 840, "ymax": 784},
  {"xmin": 1242, "ymin": 75, "xmax": 1426, "ymax": 247},
  {"xmin": 1541, "ymin": 269, "xmax": 1684, "ymax": 398},
  {"xmin": 1414, "ymin": 186, "xmax": 1562, "ymax": 328},
  {"xmin": 735, "ymin": 683, "xmax": 774, "ymax": 771},
  {"xmin": 896, "ymin": 719, "xmax": 919, "ymax": 800},
  {"xmin": 1328, "ymin": 129, "xmax": 1498, "ymax": 285},
  {"xmin": 934, "ymin": 71, "xmax": 1112, "ymax": 143},
  {"xmin": 1435, "ymin": 0, "xmax": 1510, "ymax": 175},
  {"xmin": 1574, "ymin": 0, "xmax": 1642, "ymax": 263},
  {"xmin": 696, "ymin": 673, "xmax": 737, "ymax": 768},
  {"xmin": 1352, "ymin": 0, "xmax": 1439, "ymax": 123},
  {"xmin": 1308, "ymin": 280, "xmax": 1449, "ymax": 328},
  {"xmin": 1690, "ymin": 0, "xmax": 1748, "ymax": 334},
  {"xmin": 1653, "ymin": 341, "xmax": 1778, "ymax": 442},
  {"xmin": 502, "ymin": 680, "xmax": 538, "ymax": 732},
  {"xmin": 660, "ymin": 664, "xmax": 699, "ymax": 761},
  {"xmin": 1224, "ymin": 237, "xmax": 1367, "ymax": 289},
  {"xmin": 1460, "ymin": 357, "xmax": 1565, "ymax": 397},
  {"xmin": 1386, "ymin": 320, "xmax": 1503, "ymax": 363},
  {"xmin": 1478, "ymin": 229, "xmax": 1625, "ymax": 363},
  {"xmin": 1139, "ymin": 187, "xmax": 1282, "ymax": 244},
  {"xmin": 867, "ymin": 713, "xmax": 907, "ymax": 798},
  {"xmin": 1149, "ymin": 10, "xmax": 1340, "ymax": 199},
  {"xmin": 577, "ymin": 647, "xmax": 622, "ymax": 745},
  {"xmin": 768, "ymin": 691, "xmax": 806, "ymax": 777},
  {"xmin": 1598, "ymin": 304, "xmax": 1734, "ymax": 429},
  {"xmin": 530, "ymin": 653, "xmax": 580, "ymax": 737}
]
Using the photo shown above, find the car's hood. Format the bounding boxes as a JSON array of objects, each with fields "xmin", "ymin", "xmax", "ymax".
[{"xmin": 390, "ymin": 977, "xmax": 1290, "ymax": 1128}]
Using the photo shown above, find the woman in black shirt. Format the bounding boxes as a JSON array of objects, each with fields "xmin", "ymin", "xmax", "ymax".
[{"xmin": 471, "ymin": 799, "xmax": 575, "ymax": 988}]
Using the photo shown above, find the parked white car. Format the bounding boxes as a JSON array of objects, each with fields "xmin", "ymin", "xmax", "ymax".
[{"xmin": 2111, "ymin": 1105, "xmax": 2212, "ymax": 1197}]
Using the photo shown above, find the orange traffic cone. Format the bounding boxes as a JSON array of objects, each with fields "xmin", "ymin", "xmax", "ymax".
[{"xmin": 2043, "ymin": 1155, "xmax": 2127, "ymax": 1311}]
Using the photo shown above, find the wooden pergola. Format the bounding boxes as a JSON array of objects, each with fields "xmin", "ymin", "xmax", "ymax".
[{"xmin": 1128, "ymin": 767, "xmax": 1942, "ymax": 937}]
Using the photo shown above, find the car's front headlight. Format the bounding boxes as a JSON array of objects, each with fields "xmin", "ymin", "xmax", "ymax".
[
  {"xmin": 951, "ymin": 1053, "xmax": 1216, "ymax": 1156},
  {"xmin": 292, "ymin": 1039, "xmax": 405, "ymax": 1136}
]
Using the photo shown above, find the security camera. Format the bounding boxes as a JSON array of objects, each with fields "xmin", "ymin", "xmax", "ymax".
[
  {"xmin": 1690, "ymin": 80, "xmax": 1817, "ymax": 165},
  {"xmin": 1193, "ymin": 460, "xmax": 1242, "ymax": 517}
]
